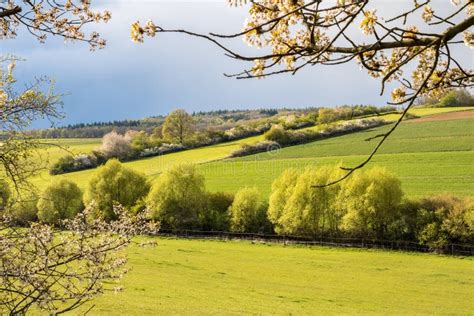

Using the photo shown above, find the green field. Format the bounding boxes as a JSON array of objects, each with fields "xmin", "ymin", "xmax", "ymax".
[
  {"xmin": 34, "ymin": 108, "xmax": 474, "ymax": 198},
  {"xmin": 31, "ymin": 134, "xmax": 264, "ymax": 189},
  {"xmin": 69, "ymin": 237, "xmax": 474, "ymax": 315},
  {"xmin": 200, "ymin": 117, "xmax": 474, "ymax": 197},
  {"xmin": 24, "ymin": 108, "xmax": 474, "ymax": 315},
  {"xmin": 378, "ymin": 106, "xmax": 474, "ymax": 122}
]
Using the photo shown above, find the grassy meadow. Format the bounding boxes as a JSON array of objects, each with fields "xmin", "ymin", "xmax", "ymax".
[
  {"xmin": 201, "ymin": 117, "xmax": 474, "ymax": 196},
  {"xmin": 31, "ymin": 134, "xmax": 265, "ymax": 189},
  {"xmin": 377, "ymin": 106, "xmax": 474, "ymax": 122},
  {"xmin": 33, "ymin": 108, "xmax": 474, "ymax": 198},
  {"xmin": 67, "ymin": 237, "xmax": 474, "ymax": 315},
  {"xmin": 22, "ymin": 109, "xmax": 474, "ymax": 315}
]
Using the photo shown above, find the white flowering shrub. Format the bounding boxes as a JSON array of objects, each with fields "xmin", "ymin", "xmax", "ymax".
[
  {"xmin": 140, "ymin": 143, "xmax": 186, "ymax": 158},
  {"xmin": 230, "ymin": 141, "xmax": 280, "ymax": 157},
  {"xmin": 99, "ymin": 131, "xmax": 134, "ymax": 160},
  {"xmin": 0, "ymin": 204, "xmax": 159, "ymax": 314},
  {"xmin": 74, "ymin": 153, "xmax": 96, "ymax": 168},
  {"xmin": 236, "ymin": 119, "xmax": 384, "ymax": 157}
]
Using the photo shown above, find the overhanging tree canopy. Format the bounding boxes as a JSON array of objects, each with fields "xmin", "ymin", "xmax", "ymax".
[
  {"xmin": 0, "ymin": 0, "xmax": 111, "ymax": 50},
  {"xmin": 131, "ymin": 0, "xmax": 473, "ymax": 183}
]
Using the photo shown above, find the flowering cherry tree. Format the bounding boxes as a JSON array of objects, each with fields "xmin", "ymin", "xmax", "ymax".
[
  {"xmin": 0, "ymin": 204, "xmax": 158, "ymax": 315},
  {"xmin": 0, "ymin": 0, "xmax": 111, "ymax": 49},
  {"xmin": 0, "ymin": 57, "xmax": 62, "ymax": 191},
  {"xmin": 131, "ymin": 0, "xmax": 473, "ymax": 183}
]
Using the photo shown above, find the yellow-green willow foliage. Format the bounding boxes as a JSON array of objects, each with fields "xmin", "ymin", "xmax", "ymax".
[
  {"xmin": 85, "ymin": 159, "xmax": 150, "ymax": 220},
  {"xmin": 337, "ymin": 167, "xmax": 404, "ymax": 238},
  {"xmin": 269, "ymin": 166, "xmax": 404, "ymax": 238},
  {"xmin": 147, "ymin": 164, "xmax": 206, "ymax": 229},
  {"xmin": 267, "ymin": 168, "xmax": 299, "ymax": 233},
  {"xmin": 0, "ymin": 178, "xmax": 10, "ymax": 211},
  {"xmin": 37, "ymin": 179, "xmax": 83, "ymax": 224},
  {"xmin": 229, "ymin": 187, "xmax": 268, "ymax": 233},
  {"xmin": 268, "ymin": 166, "xmax": 344, "ymax": 236}
]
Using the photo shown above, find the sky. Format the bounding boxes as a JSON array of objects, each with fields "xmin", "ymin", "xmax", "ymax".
[{"xmin": 1, "ymin": 0, "xmax": 471, "ymax": 127}]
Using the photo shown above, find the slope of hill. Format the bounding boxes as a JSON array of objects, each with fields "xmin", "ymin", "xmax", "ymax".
[
  {"xmin": 201, "ymin": 116, "xmax": 474, "ymax": 197},
  {"xmin": 34, "ymin": 108, "xmax": 474, "ymax": 198},
  {"xmin": 31, "ymin": 134, "xmax": 265, "ymax": 189}
]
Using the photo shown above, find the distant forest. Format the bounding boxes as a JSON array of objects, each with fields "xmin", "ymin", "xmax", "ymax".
[
  {"xmin": 30, "ymin": 88, "xmax": 474, "ymax": 139},
  {"xmin": 30, "ymin": 107, "xmax": 315, "ymax": 139}
]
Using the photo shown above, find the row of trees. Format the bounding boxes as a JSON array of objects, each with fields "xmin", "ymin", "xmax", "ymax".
[
  {"xmin": 416, "ymin": 89, "xmax": 474, "ymax": 107},
  {"xmin": 50, "ymin": 106, "xmax": 394, "ymax": 175},
  {"xmin": 4, "ymin": 162, "xmax": 472, "ymax": 251}
]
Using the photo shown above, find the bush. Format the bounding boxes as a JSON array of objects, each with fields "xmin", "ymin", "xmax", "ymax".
[
  {"xmin": 391, "ymin": 198, "xmax": 422, "ymax": 241},
  {"xmin": 99, "ymin": 131, "xmax": 134, "ymax": 160},
  {"xmin": 85, "ymin": 159, "xmax": 150, "ymax": 220},
  {"xmin": 223, "ymin": 123, "xmax": 271, "ymax": 141},
  {"xmin": 130, "ymin": 130, "xmax": 151, "ymax": 153},
  {"xmin": 268, "ymin": 166, "xmax": 344, "ymax": 236},
  {"xmin": 264, "ymin": 125, "xmax": 291, "ymax": 145},
  {"xmin": 229, "ymin": 187, "xmax": 271, "ymax": 233},
  {"xmin": 49, "ymin": 155, "xmax": 75, "ymax": 175},
  {"xmin": 37, "ymin": 179, "xmax": 83, "ymax": 224},
  {"xmin": 199, "ymin": 192, "xmax": 234, "ymax": 231},
  {"xmin": 437, "ymin": 89, "xmax": 474, "ymax": 107},
  {"xmin": 7, "ymin": 194, "xmax": 39, "ymax": 226},
  {"xmin": 230, "ymin": 141, "xmax": 280, "ymax": 157},
  {"xmin": 140, "ymin": 143, "xmax": 186, "ymax": 158},
  {"xmin": 147, "ymin": 164, "xmax": 206, "ymax": 229},
  {"xmin": 49, "ymin": 153, "xmax": 99, "ymax": 175},
  {"xmin": 416, "ymin": 194, "xmax": 473, "ymax": 250},
  {"xmin": 317, "ymin": 108, "xmax": 338, "ymax": 124},
  {"xmin": 0, "ymin": 178, "xmax": 11, "ymax": 211},
  {"xmin": 337, "ymin": 167, "xmax": 404, "ymax": 239}
]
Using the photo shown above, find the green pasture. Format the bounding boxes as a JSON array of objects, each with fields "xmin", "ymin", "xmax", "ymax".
[
  {"xmin": 32, "ymin": 110, "xmax": 474, "ymax": 198},
  {"xmin": 379, "ymin": 106, "xmax": 473, "ymax": 121},
  {"xmin": 71, "ymin": 238, "xmax": 474, "ymax": 315},
  {"xmin": 201, "ymin": 151, "xmax": 474, "ymax": 197},
  {"xmin": 31, "ymin": 134, "xmax": 264, "ymax": 189}
]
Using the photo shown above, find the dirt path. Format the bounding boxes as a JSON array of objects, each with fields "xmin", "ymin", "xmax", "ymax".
[{"xmin": 407, "ymin": 109, "xmax": 474, "ymax": 123}]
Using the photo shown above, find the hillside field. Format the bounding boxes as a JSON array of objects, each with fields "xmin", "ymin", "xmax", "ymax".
[
  {"xmin": 22, "ymin": 109, "xmax": 474, "ymax": 315},
  {"xmin": 35, "ymin": 108, "xmax": 474, "ymax": 198},
  {"xmin": 65, "ymin": 238, "xmax": 474, "ymax": 315},
  {"xmin": 201, "ymin": 116, "xmax": 474, "ymax": 197}
]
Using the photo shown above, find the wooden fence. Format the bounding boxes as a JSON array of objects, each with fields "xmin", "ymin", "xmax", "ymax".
[{"xmin": 156, "ymin": 229, "xmax": 474, "ymax": 256}]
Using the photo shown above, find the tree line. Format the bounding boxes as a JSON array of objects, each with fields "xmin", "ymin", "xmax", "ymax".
[
  {"xmin": 50, "ymin": 106, "xmax": 396, "ymax": 175},
  {"xmin": 3, "ymin": 162, "xmax": 472, "ymax": 253}
]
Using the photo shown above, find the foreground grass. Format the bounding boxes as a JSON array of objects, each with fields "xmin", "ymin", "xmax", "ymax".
[{"xmin": 74, "ymin": 238, "xmax": 474, "ymax": 315}]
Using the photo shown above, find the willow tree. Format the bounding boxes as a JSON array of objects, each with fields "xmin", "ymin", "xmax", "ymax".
[{"xmin": 132, "ymin": 0, "xmax": 473, "ymax": 183}]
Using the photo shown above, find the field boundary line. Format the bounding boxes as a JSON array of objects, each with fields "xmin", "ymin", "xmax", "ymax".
[{"xmin": 155, "ymin": 230, "xmax": 474, "ymax": 256}]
